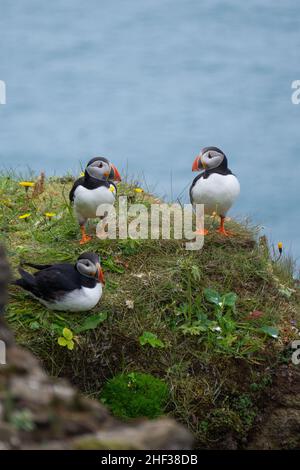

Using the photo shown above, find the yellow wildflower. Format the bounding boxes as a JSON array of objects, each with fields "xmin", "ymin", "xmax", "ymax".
[
  {"xmin": 18, "ymin": 213, "xmax": 31, "ymax": 220},
  {"xmin": 19, "ymin": 181, "xmax": 34, "ymax": 188},
  {"xmin": 44, "ymin": 212, "xmax": 56, "ymax": 218},
  {"xmin": 134, "ymin": 188, "xmax": 144, "ymax": 193}
]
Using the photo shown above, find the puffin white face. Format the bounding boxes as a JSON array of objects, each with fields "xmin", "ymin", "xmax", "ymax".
[
  {"xmin": 86, "ymin": 158, "xmax": 122, "ymax": 182},
  {"xmin": 192, "ymin": 149, "xmax": 225, "ymax": 171},
  {"xmin": 86, "ymin": 159, "xmax": 111, "ymax": 180},
  {"xmin": 76, "ymin": 256, "xmax": 105, "ymax": 284}
]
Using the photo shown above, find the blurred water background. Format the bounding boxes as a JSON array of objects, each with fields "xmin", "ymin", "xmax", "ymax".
[{"xmin": 1, "ymin": 0, "xmax": 300, "ymax": 268}]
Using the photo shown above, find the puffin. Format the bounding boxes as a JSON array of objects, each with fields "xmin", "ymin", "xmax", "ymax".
[
  {"xmin": 70, "ymin": 157, "xmax": 121, "ymax": 244},
  {"xmin": 15, "ymin": 252, "xmax": 105, "ymax": 312},
  {"xmin": 190, "ymin": 146, "xmax": 240, "ymax": 236}
]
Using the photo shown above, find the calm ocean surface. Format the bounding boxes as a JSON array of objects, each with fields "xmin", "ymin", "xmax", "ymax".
[{"xmin": 1, "ymin": 0, "xmax": 299, "ymax": 267}]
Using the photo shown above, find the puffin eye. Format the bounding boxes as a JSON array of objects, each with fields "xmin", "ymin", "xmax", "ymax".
[
  {"xmin": 99, "ymin": 162, "xmax": 103, "ymax": 168},
  {"xmin": 208, "ymin": 153, "xmax": 213, "ymax": 159}
]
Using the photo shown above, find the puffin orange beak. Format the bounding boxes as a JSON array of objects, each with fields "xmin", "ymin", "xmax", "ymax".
[
  {"xmin": 192, "ymin": 155, "xmax": 202, "ymax": 171},
  {"xmin": 110, "ymin": 164, "xmax": 121, "ymax": 182},
  {"xmin": 96, "ymin": 264, "xmax": 105, "ymax": 285}
]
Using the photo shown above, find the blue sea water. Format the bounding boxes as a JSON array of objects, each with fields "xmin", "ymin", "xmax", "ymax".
[{"xmin": 0, "ymin": 0, "xmax": 300, "ymax": 267}]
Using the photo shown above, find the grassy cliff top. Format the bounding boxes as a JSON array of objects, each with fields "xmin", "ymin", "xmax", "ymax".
[{"xmin": 1, "ymin": 174, "xmax": 299, "ymax": 448}]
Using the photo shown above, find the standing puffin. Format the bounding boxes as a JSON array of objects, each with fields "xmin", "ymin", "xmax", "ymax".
[
  {"xmin": 15, "ymin": 252, "xmax": 105, "ymax": 312},
  {"xmin": 190, "ymin": 147, "xmax": 240, "ymax": 236},
  {"xmin": 70, "ymin": 157, "xmax": 121, "ymax": 244}
]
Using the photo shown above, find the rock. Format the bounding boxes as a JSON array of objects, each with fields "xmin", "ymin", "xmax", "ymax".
[
  {"xmin": 0, "ymin": 246, "xmax": 14, "ymax": 347},
  {"xmin": 0, "ymin": 342, "xmax": 193, "ymax": 450},
  {"xmin": 72, "ymin": 418, "xmax": 192, "ymax": 450},
  {"xmin": 0, "ymin": 338, "xmax": 194, "ymax": 449},
  {"xmin": 247, "ymin": 365, "xmax": 300, "ymax": 449}
]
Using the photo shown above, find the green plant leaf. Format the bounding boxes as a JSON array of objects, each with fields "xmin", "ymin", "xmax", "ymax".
[
  {"xmin": 278, "ymin": 287, "xmax": 294, "ymax": 299},
  {"xmin": 63, "ymin": 327, "xmax": 73, "ymax": 341},
  {"xmin": 218, "ymin": 334, "xmax": 238, "ymax": 347},
  {"xmin": 76, "ymin": 312, "xmax": 108, "ymax": 333},
  {"xmin": 219, "ymin": 315, "xmax": 237, "ymax": 333},
  {"xmin": 259, "ymin": 326, "xmax": 279, "ymax": 339},
  {"xmin": 10, "ymin": 409, "xmax": 35, "ymax": 432},
  {"xmin": 128, "ymin": 372, "xmax": 137, "ymax": 383},
  {"xmin": 222, "ymin": 292, "xmax": 237, "ymax": 308},
  {"xmin": 50, "ymin": 323, "xmax": 64, "ymax": 333},
  {"xmin": 191, "ymin": 265, "xmax": 201, "ymax": 281},
  {"xmin": 67, "ymin": 339, "xmax": 75, "ymax": 350},
  {"xmin": 29, "ymin": 321, "xmax": 40, "ymax": 330},
  {"xmin": 180, "ymin": 324, "xmax": 207, "ymax": 335},
  {"xmin": 58, "ymin": 337, "xmax": 67, "ymax": 347},
  {"xmin": 204, "ymin": 288, "xmax": 221, "ymax": 306},
  {"xmin": 196, "ymin": 311, "xmax": 208, "ymax": 322},
  {"xmin": 139, "ymin": 331, "xmax": 165, "ymax": 348}
]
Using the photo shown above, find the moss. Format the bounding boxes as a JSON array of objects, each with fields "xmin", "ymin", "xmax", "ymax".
[{"xmin": 100, "ymin": 372, "xmax": 169, "ymax": 419}]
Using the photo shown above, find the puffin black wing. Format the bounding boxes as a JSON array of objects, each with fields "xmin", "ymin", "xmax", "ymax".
[
  {"xmin": 189, "ymin": 173, "xmax": 204, "ymax": 204},
  {"xmin": 15, "ymin": 264, "xmax": 82, "ymax": 301},
  {"xmin": 22, "ymin": 262, "xmax": 53, "ymax": 270},
  {"xmin": 34, "ymin": 265, "xmax": 82, "ymax": 301},
  {"xmin": 69, "ymin": 177, "xmax": 85, "ymax": 203},
  {"xmin": 15, "ymin": 268, "xmax": 40, "ymax": 298}
]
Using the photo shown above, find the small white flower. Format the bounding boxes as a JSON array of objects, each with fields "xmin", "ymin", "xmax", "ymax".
[
  {"xmin": 125, "ymin": 300, "xmax": 134, "ymax": 309},
  {"xmin": 212, "ymin": 326, "xmax": 222, "ymax": 332}
]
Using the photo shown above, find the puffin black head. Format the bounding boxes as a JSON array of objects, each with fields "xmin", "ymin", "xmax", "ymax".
[
  {"xmin": 76, "ymin": 252, "xmax": 105, "ymax": 285},
  {"xmin": 85, "ymin": 157, "xmax": 121, "ymax": 182},
  {"xmin": 192, "ymin": 147, "xmax": 228, "ymax": 172}
]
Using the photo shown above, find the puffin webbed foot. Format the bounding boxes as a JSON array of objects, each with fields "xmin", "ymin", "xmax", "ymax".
[
  {"xmin": 216, "ymin": 216, "xmax": 235, "ymax": 237},
  {"xmin": 194, "ymin": 228, "xmax": 209, "ymax": 236},
  {"xmin": 80, "ymin": 235, "xmax": 92, "ymax": 245},
  {"xmin": 79, "ymin": 226, "xmax": 92, "ymax": 245},
  {"xmin": 216, "ymin": 227, "xmax": 235, "ymax": 237}
]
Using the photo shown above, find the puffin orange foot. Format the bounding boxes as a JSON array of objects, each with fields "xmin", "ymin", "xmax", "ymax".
[
  {"xmin": 194, "ymin": 228, "xmax": 209, "ymax": 236},
  {"xmin": 216, "ymin": 227, "xmax": 235, "ymax": 237},
  {"xmin": 79, "ymin": 226, "xmax": 92, "ymax": 244},
  {"xmin": 79, "ymin": 235, "xmax": 92, "ymax": 245}
]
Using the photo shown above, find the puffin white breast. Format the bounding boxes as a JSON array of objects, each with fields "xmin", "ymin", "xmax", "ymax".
[
  {"xmin": 191, "ymin": 173, "xmax": 240, "ymax": 216},
  {"xmin": 74, "ymin": 185, "xmax": 116, "ymax": 219},
  {"xmin": 41, "ymin": 284, "xmax": 103, "ymax": 312}
]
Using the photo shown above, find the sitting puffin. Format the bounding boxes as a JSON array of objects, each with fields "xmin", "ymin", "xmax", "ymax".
[
  {"xmin": 15, "ymin": 252, "xmax": 105, "ymax": 312},
  {"xmin": 70, "ymin": 157, "xmax": 121, "ymax": 244},
  {"xmin": 190, "ymin": 146, "xmax": 240, "ymax": 236}
]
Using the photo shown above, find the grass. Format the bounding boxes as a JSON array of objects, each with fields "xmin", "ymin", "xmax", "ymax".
[{"xmin": 1, "ymin": 172, "xmax": 300, "ymax": 448}]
